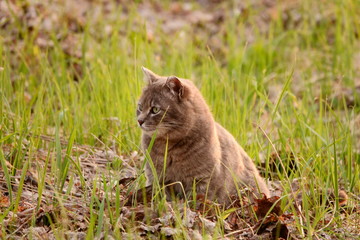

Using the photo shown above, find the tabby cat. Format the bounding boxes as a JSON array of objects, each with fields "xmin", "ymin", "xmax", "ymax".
[{"xmin": 136, "ymin": 67, "xmax": 270, "ymax": 203}]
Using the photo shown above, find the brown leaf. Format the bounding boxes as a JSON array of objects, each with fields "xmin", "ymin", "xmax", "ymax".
[
  {"xmin": 256, "ymin": 214, "xmax": 292, "ymax": 239},
  {"xmin": 338, "ymin": 190, "xmax": 348, "ymax": 207},
  {"xmin": 254, "ymin": 195, "xmax": 282, "ymax": 218},
  {"xmin": 0, "ymin": 196, "xmax": 10, "ymax": 208},
  {"xmin": 269, "ymin": 222, "xmax": 290, "ymax": 240},
  {"xmin": 323, "ymin": 190, "xmax": 349, "ymax": 207}
]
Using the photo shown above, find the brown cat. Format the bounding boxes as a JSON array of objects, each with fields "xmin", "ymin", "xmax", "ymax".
[{"xmin": 136, "ymin": 67, "xmax": 270, "ymax": 204}]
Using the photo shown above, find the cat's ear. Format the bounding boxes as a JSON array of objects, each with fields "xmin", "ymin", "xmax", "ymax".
[
  {"xmin": 166, "ymin": 76, "xmax": 186, "ymax": 98},
  {"xmin": 142, "ymin": 66, "xmax": 159, "ymax": 84}
]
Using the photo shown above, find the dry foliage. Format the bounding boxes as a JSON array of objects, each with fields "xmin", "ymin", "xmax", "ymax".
[{"xmin": 1, "ymin": 136, "xmax": 359, "ymax": 239}]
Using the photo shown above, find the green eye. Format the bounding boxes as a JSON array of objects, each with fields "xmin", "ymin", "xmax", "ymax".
[{"xmin": 151, "ymin": 106, "xmax": 160, "ymax": 114}]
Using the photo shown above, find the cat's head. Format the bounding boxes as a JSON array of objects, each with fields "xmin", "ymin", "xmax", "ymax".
[{"xmin": 136, "ymin": 67, "xmax": 194, "ymax": 137}]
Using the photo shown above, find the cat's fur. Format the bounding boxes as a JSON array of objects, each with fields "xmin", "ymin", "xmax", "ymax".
[{"xmin": 136, "ymin": 67, "xmax": 270, "ymax": 203}]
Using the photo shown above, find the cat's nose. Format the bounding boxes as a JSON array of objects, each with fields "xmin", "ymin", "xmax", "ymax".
[{"xmin": 138, "ymin": 119, "xmax": 144, "ymax": 126}]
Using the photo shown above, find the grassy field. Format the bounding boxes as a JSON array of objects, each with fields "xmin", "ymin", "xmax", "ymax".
[{"xmin": 0, "ymin": 0, "xmax": 359, "ymax": 239}]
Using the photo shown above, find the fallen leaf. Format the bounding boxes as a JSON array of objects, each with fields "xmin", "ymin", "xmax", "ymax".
[
  {"xmin": 254, "ymin": 195, "xmax": 282, "ymax": 218},
  {"xmin": 0, "ymin": 196, "xmax": 9, "ymax": 208},
  {"xmin": 199, "ymin": 216, "xmax": 216, "ymax": 233},
  {"xmin": 137, "ymin": 222, "xmax": 162, "ymax": 234},
  {"xmin": 182, "ymin": 208, "xmax": 197, "ymax": 228},
  {"xmin": 269, "ymin": 221, "xmax": 290, "ymax": 240},
  {"xmin": 256, "ymin": 214, "xmax": 291, "ymax": 239},
  {"xmin": 161, "ymin": 226, "xmax": 180, "ymax": 236},
  {"xmin": 157, "ymin": 211, "xmax": 174, "ymax": 226}
]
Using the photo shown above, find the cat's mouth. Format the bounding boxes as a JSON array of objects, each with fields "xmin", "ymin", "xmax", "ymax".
[{"xmin": 140, "ymin": 125, "xmax": 156, "ymax": 133}]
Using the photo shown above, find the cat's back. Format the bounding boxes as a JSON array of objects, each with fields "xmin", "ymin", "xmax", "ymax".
[
  {"xmin": 215, "ymin": 122, "xmax": 269, "ymax": 196},
  {"xmin": 215, "ymin": 123, "xmax": 246, "ymax": 170}
]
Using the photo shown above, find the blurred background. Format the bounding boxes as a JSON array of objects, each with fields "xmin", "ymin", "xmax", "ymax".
[
  {"xmin": 1, "ymin": 0, "xmax": 360, "ymax": 156},
  {"xmin": 1, "ymin": 0, "xmax": 359, "ymax": 146}
]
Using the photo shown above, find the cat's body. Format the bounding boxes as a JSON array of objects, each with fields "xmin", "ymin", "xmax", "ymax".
[{"xmin": 137, "ymin": 67, "xmax": 269, "ymax": 203}]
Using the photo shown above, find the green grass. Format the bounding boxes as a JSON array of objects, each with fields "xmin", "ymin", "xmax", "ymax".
[{"xmin": 1, "ymin": 0, "xmax": 359, "ymax": 239}]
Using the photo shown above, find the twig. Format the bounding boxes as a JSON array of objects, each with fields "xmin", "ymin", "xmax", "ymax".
[
  {"xmin": 8, "ymin": 215, "xmax": 33, "ymax": 237},
  {"xmin": 223, "ymin": 227, "xmax": 252, "ymax": 237}
]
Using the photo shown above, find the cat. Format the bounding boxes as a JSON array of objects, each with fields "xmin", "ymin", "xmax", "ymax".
[{"xmin": 135, "ymin": 67, "xmax": 270, "ymax": 204}]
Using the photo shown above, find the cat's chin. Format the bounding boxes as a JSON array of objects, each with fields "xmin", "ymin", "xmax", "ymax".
[
  {"xmin": 140, "ymin": 126, "xmax": 156, "ymax": 134},
  {"xmin": 141, "ymin": 126, "xmax": 169, "ymax": 137}
]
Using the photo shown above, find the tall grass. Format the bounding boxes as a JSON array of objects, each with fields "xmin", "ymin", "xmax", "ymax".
[{"xmin": 0, "ymin": 0, "xmax": 359, "ymax": 238}]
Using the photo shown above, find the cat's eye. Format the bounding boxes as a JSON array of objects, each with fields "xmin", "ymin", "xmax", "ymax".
[
  {"xmin": 151, "ymin": 106, "xmax": 160, "ymax": 114},
  {"xmin": 137, "ymin": 104, "xmax": 143, "ymax": 112}
]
